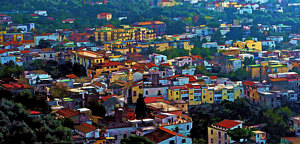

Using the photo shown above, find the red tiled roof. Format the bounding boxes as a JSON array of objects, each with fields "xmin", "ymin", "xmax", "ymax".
[
  {"xmin": 100, "ymin": 94, "xmax": 117, "ymax": 102},
  {"xmin": 270, "ymin": 78, "xmax": 287, "ymax": 82},
  {"xmin": 104, "ymin": 24, "xmax": 116, "ymax": 29},
  {"xmin": 137, "ymin": 21, "xmax": 165, "ymax": 26},
  {"xmin": 145, "ymin": 63, "xmax": 158, "ymax": 69},
  {"xmin": 215, "ymin": 120, "xmax": 241, "ymax": 129},
  {"xmin": 74, "ymin": 122, "xmax": 97, "ymax": 134},
  {"xmin": 66, "ymin": 74, "xmax": 78, "ymax": 79},
  {"xmin": 209, "ymin": 76, "xmax": 218, "ymax": 80},
  {"xmin": 30, "ymin": 111, "xmax": 41, "ymax": 115},
  {"xmin": 41, "ymin": 48, "xmax": 54, "ymax": 51},
  {"xmin": 243, "ymin": 81, "xmax": 255, "ymax": 86},
  {"xmin": 156, "ymin": 114, "xmax": 168, "ymax": 119},
  {"xmin": 0, "ymin": 49, "xmax": 8, "ymax": 54},
  {"xmin": 144, "ymin": 97, "xmax": 164, "ymax": 104},
  {"xmin": 102, "ymin": 61, "xmax": 122, "ymax": 67},
  {"xmin": 281, "ymin": 137, "xmax": 300, "ymax": 143},
  {"xmin": 144, "ymin": 127, "xmax": 187, "ymax": 143},
  {"xmin": 20, "ymin": 50, "xmax": 31, "ymax": 54},
  {"xmin": 56, "ymin": 108, "xmax": 80, "ymax": 118}
]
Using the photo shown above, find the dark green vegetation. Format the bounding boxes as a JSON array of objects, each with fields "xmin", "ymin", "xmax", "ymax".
[
  {"xmin": 24, "ymin": 59, "xmax": 86, "ymax": 79},
  {"xmin": 0, "ymin": 98, "xmax": 72, "ymax": 143},
  {"xmin": 1, "ymin": 0, "xmax": 299, "ymax": 34},
  {"xmin": 87, "ymin": 100, "xmax": 107, "ymax": 118},
  {"xmin": 121, "ymin": 135, "xmax": 154, "ymax": 144},
  {"xmin": 135, "ymin": 94, "xmax": 147, "ymax": 119},
  {"xmin": 189, "ymin": 98, "xmax": 300, "ymax": 143}
]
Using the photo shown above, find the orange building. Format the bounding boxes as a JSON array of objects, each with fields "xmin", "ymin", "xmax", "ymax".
[{"xmin": 97, "ymin": 13, "xmax": 112, "ymax": 21}]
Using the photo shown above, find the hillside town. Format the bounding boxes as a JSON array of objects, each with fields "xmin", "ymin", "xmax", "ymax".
[{"xmin": 0, "ymin": 0, "xmax": 300, "ymax": 144}]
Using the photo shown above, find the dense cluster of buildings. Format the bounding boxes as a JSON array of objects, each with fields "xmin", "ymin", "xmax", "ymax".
[{"xmin": 1, "ymin": 1, "xmax": 300, "ymax": 143}]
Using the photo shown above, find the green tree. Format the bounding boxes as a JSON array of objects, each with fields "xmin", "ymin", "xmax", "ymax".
[
  {"xmin": 227, "ymin": 128, "xmax": 254, "ymax": 143},
  {"xmin": 36, "ymin": 39, "xmax": 51, "ymax": 49},
  {"xmin": 87, "ymin": 100, "xmax": 107, "ymax": 118},
  {"xmin": 263, "ymin": 107, "xmax": 293, "ymax": 143},
  {"xmin": 121, "ymin": 135, "xmax": 154, "ymax": 144},
  {"xmin": 0, "ymin": 98, "xmax": 72, "ymax": 143},
  {"xmin": 135, "ymin": 94, "xmax": 147, "ymax": 119}
]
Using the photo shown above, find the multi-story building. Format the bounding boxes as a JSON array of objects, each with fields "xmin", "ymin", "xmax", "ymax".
[
  {"xmin": 95, "ymin": 25, "xmax": 156, "ymax": 42},
  {"xmin": 0, "ymin": 14, "xmax": 12, "ymax": 24},
  {"xmin": 132, "ymin": 21, "xmax": 166, "ymax": 35},
  {"xmin": 97, "ymin": 13, "xmax": 112, "ymax": 21},
  {"xmin": 69, "ymin": 50, "xmax": 105, "ymax": 69},
  {"xmin": 233, "ymin": 40, "xmax": 262, "ymax": 52},
  {"xmin": 208, "ymin": 120, "xmax": 243, "ymax": 144}
]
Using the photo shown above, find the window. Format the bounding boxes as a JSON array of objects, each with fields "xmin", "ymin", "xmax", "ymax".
[
  {"xmin": 182, "ymin": 139, "xmax": 186, "ymax": 143},
  {"xmin": 218, "ymin": 132, "xmax": 221, "ymax": 138},
  {"xmin": 123, "ymin": 134, "xmax": 127, "ymax": 138},
  {"xmin": 158, "ymin": 90, "xmax": 161, "ymax": 95},
  {"xmin": 176, "ymin": 92, "xmax": 179, "ymax": 95},
  {"xmin": 169, "ymin": 140, "xmax": 175, "ymax": 144},
  {"xmin": 187, "ymin": 125, "xmax": 190, "ymax": 130},
  {"xmin": 133, "ymin": 91, "xmax": 137, "ymax": 96},
  {"xmin": 211, "ymin": 138, "xmax": 213, "ymax": 143},
  {"xmin": 225, "ymin": 133, "xmax": 227, "ymax": 140},
  {"xmin": 211, "ymin": 130, "xmax": 213, "ymax": 134},
  {"xmin": 210, "ymin": 98, "xmax": 212, "ymax": 101},
  {"xmin": 182, "ymin": 105, "xmax": 184, "ymax": 108},
  {"xmin": 145, "ymin": 91, "xmax": 148, "ymax": 95},
  {"xmin": 203, "ymin": 90, "xmax": 206, "ymax": 93},
  {"xmin": 203, "ymin": 96, "xmax": 206, "ymax": 99},
  {"xmin": 219, "ymin": 141, "xmax": 221, "ymax": 144}
]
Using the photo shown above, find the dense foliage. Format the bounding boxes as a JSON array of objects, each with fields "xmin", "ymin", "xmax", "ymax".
[
  {"xmin": 0, "ymin": 98, "xmax": 72, "ymax": 143},
  {"xmin": 121, "ymin": 135, "xmax": 154, "ymax": 144},
  {"xmin": 189, "ymin": 99, "xmax": 298, "ymax": 143},
  {"xmin": 24, "ymin": 59, "xmax": 86, "ymax": 79}
]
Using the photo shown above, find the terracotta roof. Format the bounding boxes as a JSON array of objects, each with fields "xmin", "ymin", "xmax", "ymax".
[
  {"xmin": 100, "ymin": 94, "xmax": 117, "ymax": 102},
  {"xmin": 209, "ymin": 76, "xmax": 218, "ymax": 80},
  {"xmin": 0, "ymin": 49, "xmax": 8, "ymax": 54},
  {"xmin": 56, "ymin": 108, "xmax": 80, "ymax": 118},
  {"xmin": 281, "ymin": 137, "xmax": 300, "ymax": 144},
  {"xmin": 145, "ymin": 63, "xmax": 158, "ymax": 69},
  {"xmin": 144, "ymin": 127, "xmax": 187, "ymax": 143},
  {"xmin": 29, "ymin": 70, "xmax": 48, "ymax": 75},
  {"xmin": 243, "ymin": 81, "xmax": 255, "ymax": 86},
  {"xmin": 66, "ymin": 74, "xmax": 78, "ymax": 79},
  {"xmin": 215, "ymin": 120, "xmax": 241, "ymax": 129},
  {"xmin": 144, "ymin": 97, "xmax": 164, "ymax": 104},
  {"xmin": 30, "ymin": 111, "xmax": 41, "ymax": 115},
  {"xmin": 104, "ymin": 24, "xmax": 116, "ymax": 29},
  {"xmin": 137, "ymin": 21, "xmax": 165, "ymax": 26},
  {"xmin": 102, "ymin": 61, "xmax": 122, "ymax": 67},
  {"xmin": 156, "ymin": 114, "xmax": 168, "ymax": 119},
  {"xmin": 270, "ymin": 78, "xmax": 287, "ymax": 82},
  {"xmin": 92, "ymin": 82, "xmax": 105, "ymax": 87},
  {"xmin": 74, "ymin": 122, "xmax": 97, "ymax": 134},
  {"xmin": 42, "ymin": 48, "xmax": 54, "ymax": 52},
  {"xmin": 20, "ymin": 50, "xmax": 31, "ymax": 54}
]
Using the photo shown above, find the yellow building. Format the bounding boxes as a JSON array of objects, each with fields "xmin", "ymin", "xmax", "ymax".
[
  {"xmin": 69, "ymin": 50, "xmax": 105, "ymax": 68},
  {"xmin": 233, "ymin": 40, "xmax": 262, "ymax": 51},
  {"xmin": 0, "ymin": 33, "xmax": 23, "ymax": 43},
  {"xmin": 208, "ymin": 120, "xmax": 243, "ymax": 144},
  {"xmin": 168, "ymin": 86, "xmax": 186, "ymax": 101},
  {"xmin": 247, "ymin": 61, "xmax": 288, "ymax": 79},
  {"xmin": 202, "ymin": 87, "xmax": 214, "ymax": 104},
  {"xmin": 87, "ymin": 61, "xmax": 124, "ymax": 78},
  {"xmin": 185, "ymin": 84, "xmax": 202, "ymax": 106},
  {"xmin": 246, "ymin": 64, "xmax": 262, "ymax": 79},
  {"xmin": 158, "ymin": 0, "xmax": 178, "ymax": 7},
  {"xmin": 131, "ymin": 80, "xmax": 143, "ymax": 103},
  {"xmin": 94, "ymin": 25, "xmax": 156, "ymax": 42},
  {"xmin": 135, "ymin": 40, "xmax": 194, "ymax": 52}
]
